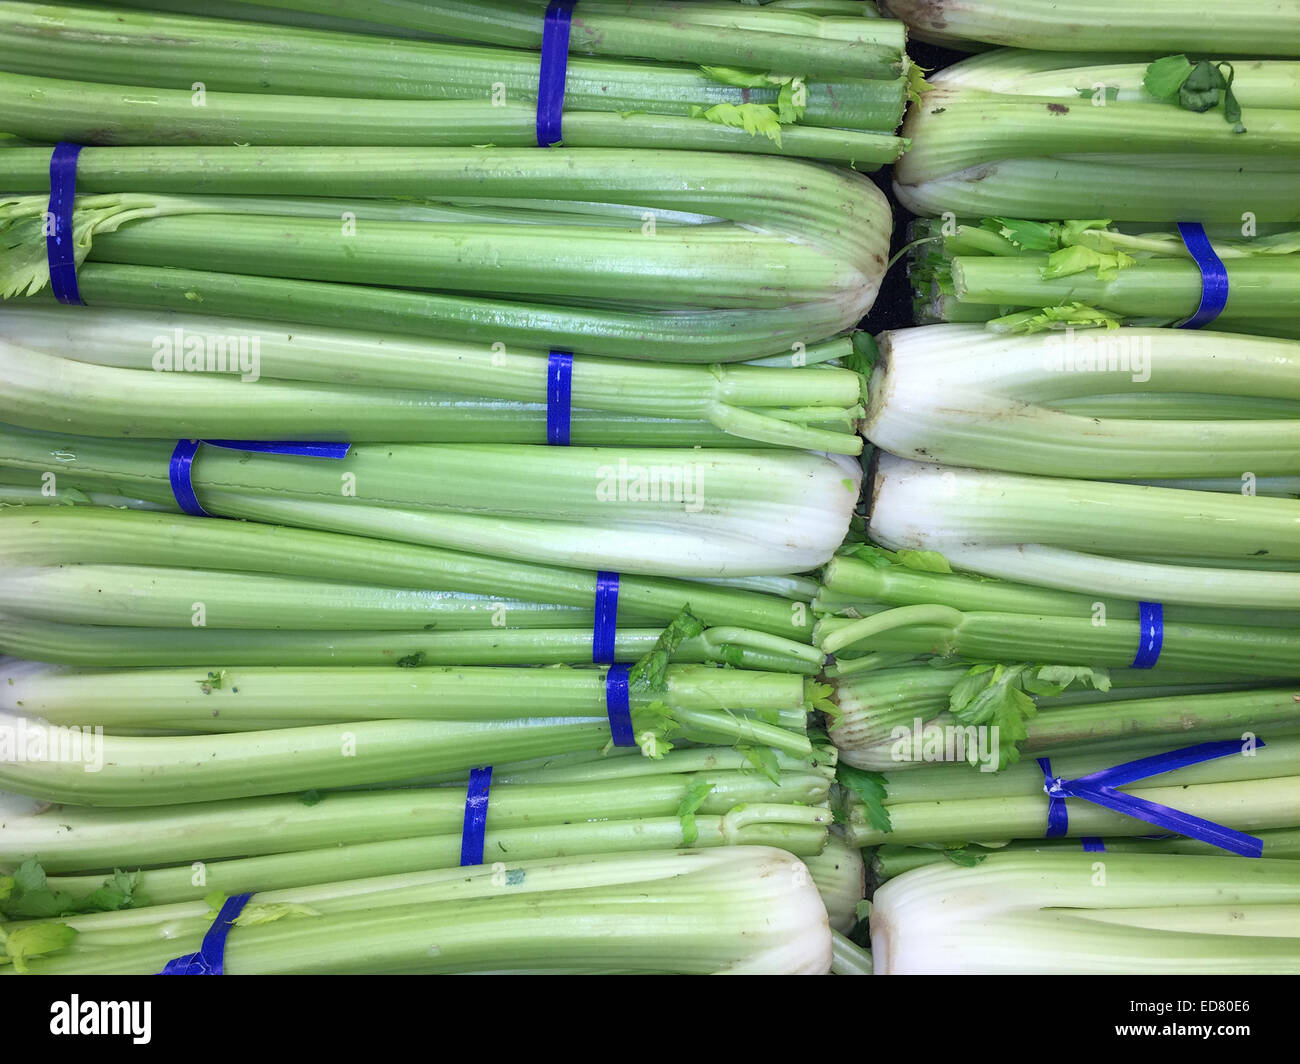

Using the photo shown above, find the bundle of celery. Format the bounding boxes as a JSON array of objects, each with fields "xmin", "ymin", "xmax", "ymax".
[
  {"xmin": 870, "ymin": 851, "xmax": 1300, "ymax": 974},
  {"xmin": 907, "ymin": 219, "xmax": 1300, "ymax": 339},
  {"xmin": 870, "ymin": 831, "xmax": 1300, "ymax": 885},
  {"xmin": 0, "ymin": 430, "xmax": 860, "ymax": 577},
  {"xmin": 0, "ymin": 659, "xmax": 819, "ymax": 738},
  {"xmin": 0, "ymin": 508, "xmax": 824, "ymax": 671},
  {"xmin": 863, "ymin": 325, "xmax": 1300, "ymax": 476},
  {"xmin": 0, "ymin": 657, "xmax": 820, "ymax": 804},
  {"xmin": 0, "ymin": 1, "xmax": 910, "ymax": 167},
  {"xmin": 895, "ymin": 51, "xmax": 1300, "ymax": 222},
  {"xmin": 880, "ymin": 0, "xmax": 1300, "ymax": 56},
  {"xmin": 829, "ymin": 669, "xmax": 1299, "ymax": 771},
  {"xmin": 0, "ymin": 746, "xmax": 853, "ymax": 914},
  {"xmin": 813, "ymin": 548, "xmax": 1300, "ymax": 679},
  {"xmin": 0, "ymin": 847, "xmax": 834, "ymax": 974},
  {"xmin": 839, "ymin": 733, "xmax": 1300, "ymax": 849},
  {"xmin": 0, "ymin": 307, "xmax": 867, "ymax": 454},
  {"xmin": 0, "ymin": 146, "xmax": 891, "ymax": 363},
  {"xmin": 859, "ymin": 454, "xmax": 1300, "ymax": 608}
]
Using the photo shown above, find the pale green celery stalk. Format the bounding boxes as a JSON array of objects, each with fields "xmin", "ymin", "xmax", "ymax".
[
  {"xmin": 831, "ymin": 930, "xmax": 873, "ymax": 975},
  {"xmin": 897, "ymin": 84, "xmax": 1300, "ymax": 184},
  {"xmin": 0, "ymin": 145, "xmax": 891, "ymax": 361},
  {"xmin": 0, "ymin": 760, "xmax": 833, "ymax": 871},
  {"xmin": 932, "ymin": 52, "xmax": 1300, "ymax": 108},
  {"xmin": 0, "ymin": 508, "xmax": 817, "ymax": 639},
  {"xmin": 0, "ymin": 706, "xmax": 811, "ymax": 806},
  {"xmin": 0, "ymin": 145, "xmax": 886, "ymax": 288},
  {"xmin": 0, "ymin": 3, "xmax": 905, "ymax": 131},
  {"xmin": 833, "ymin": 684, "xmax": 1300, "ymax": 771},
  {"xmin": 462, "ymin": 742, "xmax": 837, "ymax": 787},
  {"xmin": 0, "ymin": 327, "xmax": 863, "ymax": 455},
  {"xmin": 2, "ymin": 307, "xmax": 861, "ymax": 413},
  {"xmin": 949, "ymin": 256, "xmax": 1300, "ymax": 328},
  {"xmin": 871, "ymin": 829, "xmax": 1300, "ymax": 885},
  {"xmin": 35, "ymin": 807, "xmax": 830, "ymax": 908},
  {"xmin": 0, "ymin": 614, "xmax": 821, "ymax": 674},
  {"xmin": 28, "ymin": 201, "xmax": 854, "ymax": 313},
  {"xmin": 897, "ymin": 157, "xmax": 1300, "ymax": 225},
  {"xmin": 870, "ymin": 851, "xmax": 1300, "ymax": 975},
  {"xmin": 819, "ymin": 554, "xmax": 1300, "ymax": 630},
  {"xmin": 878, "ymin": 0, "xmax": 1300, "ymax": 55},
  {"xmin": 3, "ymin": 848, "xmax": 834, "ymax": 975},
  {"xmin": 1058, "ymin": 394, "xmax": 1300, "ymax": 422},
  {"xmin": 865, "ymin": 324, "xmax": 1300, "ymax": 477},
  {"xmin": 0, "ymin": 429, "xmax": 862, "ymax": 578},
  {"xmin": 692, "ymin": 574, "xmax": 823, "ymax": 601},
  {"xmin": 866, "ymin": 454, "xmax": 1300, "ymax": 607},
  {"xmin": 21, "ymin": 263, "xmax": 833, "ymax": 364},
  {"xmin": 118, "ymin": 0, "xmax": 908, "ymax": 80},
  {"xmin": 0, "ymin": 717, "xmax": 609, "ymax": 806},
  {"xmin": 0, "ymin": 412, "xmax": 855, "ymax": 451},
  {"xmin": 0, "ymin": 661, "xmax": 812, "ymax": 734},
  {"xmin": 1131, "ymin": 476, "xmax": 1300, "ymax": 498},
  {"xmin": 0, "ymin": 72, "xmax": 904, "ymax": 167},
  {"xmin": 801, "ymin": 834, "xmax": 865, "ymax": 933},
  {"xmin": 872, "ymin": 733, "xmax": 1300, "ymax": 805},
  {"xmin": 815, "ymin": 611, "xmax": 1300, "ymax": 676},
  {"xmin": 843, "ymin": 737, "xmax": 1300, "ymax": 846},
  {"xmin": 0, "ymin": 565, "xmax": 596, "ymax": 631}
]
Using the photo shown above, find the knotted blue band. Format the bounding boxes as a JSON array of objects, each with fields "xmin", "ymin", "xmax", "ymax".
[
  {"xmin": 159, "ymin": 892, "xmax": 252, "ymax": 975},
  {"xmin": 593, "ymin": 570, "xmax": 621, "ymax": 664},
  {"xmin": 605, "ymin": 663, "xmax": 636, "ymax": 747},
  {"xmin": 1176, "ymin": 222, "xmax": 1230, "ymax": 329},
  {"xmin": 546, "ymin": 350, "xmax": 573, "ymax": 446},
  {"xmin": 1037, "ymin": 738, "xmax": 1266, "ymax": 858},
  {"xmin": 169, "ymin": 439, "xmax": 351, "ymax": 517},
  {"xmin": 1130, "ymin": 601, "xmax": 1164, "ymax": 669},
  {"xmin": 460, "ymin": 766, "xmax": 493, "ymax": 867},
  {"xmin": 537, "ymin": 0, "xmax": 577, "ymax": 146},
  {"xmin": 47, "ymin": 142, "xmax": 85, "ymax": 306}
]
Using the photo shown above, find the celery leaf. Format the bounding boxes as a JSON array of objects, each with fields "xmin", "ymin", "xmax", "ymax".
[
  {"xmin": 837, "ymin": 765, "xmax": 891, "ymax": 834},
  {"xmin": 676, "ymin": 781, "xmax": 714, "ymax": 846},
  {"xmin": 0, "ymin": 922, "xmax": 77, "ymax": 973}
]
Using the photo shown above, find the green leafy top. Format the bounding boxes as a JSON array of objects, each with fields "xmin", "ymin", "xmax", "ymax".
[
  {"xmin": 847, "ymin": 543, "xmax": 953, "ymax": 574},
  {"xmin": 947, "ymin": 663, "xmax": 1111, "ymax": 770},
  {"xmin": 836, "ymin": 764, "xmax": 891, "ymax": 834},
  {"xmin": 1144, "ymin": 55, "xmax": 1245, "ymax": 132},
  {"xmin": 0, "ymin": 859, "xmax": 146, "ymax": 919},
  {"xmin": 676, "ymin": 780, "xmax": 715, "ymax": 846},
  {"xmin": 988, "ymin": 302, "xmax": 1123, "ymax": 335},
  {"xmin": 628, "ymin": 606, "xmax": 704, "ymax": 694},
  {"xmin": 693, "ymin": 67, "xmax": 809, "ymax": 143},
  {"xmin": 0, "ymin": 921, "xmax": 77, "ymax": 973}
]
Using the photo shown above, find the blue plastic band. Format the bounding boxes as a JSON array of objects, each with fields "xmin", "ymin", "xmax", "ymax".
[
  {"xmin": 1130, "ymin": 601, "xmax": 1164, "ymax": 669},
  {"xmin": 1176, "ymin": 222, "xmax": 1230, "ymax": 329},
  {"xmin": 605, "ymin": 663, "xmax": 636, "ymax": 747},
  {"xmin": 169, "ymin": 439, "xmax": 351, "ymax": 518},
  {"xmin": 1039, "ymin": 739, "xmax": 1266, "ymax": 858},
  {"xmin": 1036, "ymin": 757, "xmax": 1070, "ymax": 838},
  {"xmin": 593, "ymin": 570, "xmax": 620, "ymax": 663},
  {"xmin": 546, "ymin": 350, "xmax": 573, "ymax": 446},
  {"xmin": 1081, "ymin": 837, "xmax": 1106, "ymax": 852},
  {"xmin": 460, "ymin": 765, "xmax": 493, "ymax": 867},
  {"xmin": 47, "ymin": 142, "xmax": 85, "ymax": 306},
  {"xmin": 159, "ymin": 892, "xmax": 252, "ymax": 975},
  {"xmin": 537, "ymin": 0, "xmax": 577, "ymax": 146}
]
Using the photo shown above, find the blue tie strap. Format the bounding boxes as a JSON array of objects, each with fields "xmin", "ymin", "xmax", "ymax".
[
  {"xmin": 159, "ymin": 892, "xmax": 252, "ymax": 975},
  {"xmin": 1037, "ymin": 738, "xmax": 1266, "ymax": 858}
]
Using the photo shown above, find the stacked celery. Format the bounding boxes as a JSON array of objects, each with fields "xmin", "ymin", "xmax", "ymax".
[{"xmin": 0, "ymin": 1, "xmax": 911, "ymax": 167}]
